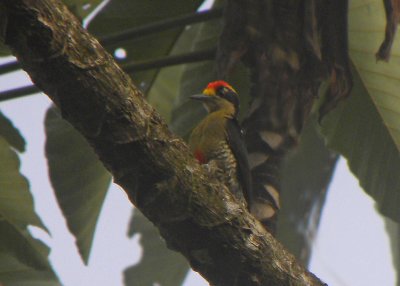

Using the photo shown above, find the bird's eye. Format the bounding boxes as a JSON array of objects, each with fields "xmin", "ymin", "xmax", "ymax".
[{"xmin": 218, "ymin": 87, "xmax": 229, "ymax": 96}]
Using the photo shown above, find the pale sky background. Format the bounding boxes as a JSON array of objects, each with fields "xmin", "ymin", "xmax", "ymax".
[{"xmin": 0, "ymin": 0, "xmax": 397, "ymax": 285}]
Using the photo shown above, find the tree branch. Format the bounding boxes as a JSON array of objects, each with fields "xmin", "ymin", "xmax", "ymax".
[{"xmin": 2, "ymin": 1, "xmax": 326, "ymax": 285}]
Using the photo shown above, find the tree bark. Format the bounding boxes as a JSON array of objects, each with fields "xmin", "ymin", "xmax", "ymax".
[{"xmin": 2, "ymin": 1, "xmax": 326, "ymax": 285}]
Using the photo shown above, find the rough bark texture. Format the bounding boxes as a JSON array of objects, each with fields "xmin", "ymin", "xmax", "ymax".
[
  {"xmin": 2, "ymin": 1, "xmax": 327, "ymax": 285},
  {"xmin": 217, "ymin": 0, "xmax": 351, "ymax": 233}
]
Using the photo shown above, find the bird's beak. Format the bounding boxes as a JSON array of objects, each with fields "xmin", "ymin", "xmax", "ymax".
[{"xmin": 190, "ymin": 94, "xmax": 211, "ymax": 101}]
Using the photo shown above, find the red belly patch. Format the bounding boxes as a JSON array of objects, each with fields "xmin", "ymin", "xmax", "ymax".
[{"xmin": 194, "ymin": 149, "xmax": 207, "ymax": 164}]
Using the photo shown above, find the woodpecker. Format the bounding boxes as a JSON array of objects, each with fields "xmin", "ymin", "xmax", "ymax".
[{"xmin": 189, "ymin": 81, "xmax": 252, "ymax": 209}]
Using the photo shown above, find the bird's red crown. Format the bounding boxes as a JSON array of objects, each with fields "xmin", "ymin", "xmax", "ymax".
[
  {"xmin": 203, "ymin": 80, "xmax": 236, "ymax": 95},
  {"xmin": 207, "ymin": 80, "xmax": 233, "ymax": 91}
]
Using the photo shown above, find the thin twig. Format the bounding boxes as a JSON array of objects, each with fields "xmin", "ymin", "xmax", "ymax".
[
  {"xmin": 124, "ymin": 48, "xmax": 216, "ymax": 73},
  {"xmin": 0, "ymin": 85, "xmax": 40, "ymax": 101},
  {"xmin": 0, "ymin": 61, "xmax": 21, "ymax": 76}
]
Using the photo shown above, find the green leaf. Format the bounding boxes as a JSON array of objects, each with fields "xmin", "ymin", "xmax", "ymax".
[
  {"xmin": 146, "ymin": 64, "xmax": 184, "ymax": 123},
  {"xmin": 87, "ymin": 0, "xmax": 204, "ymax": 93},
  {"xmin": 45, "ymin": 106, "xmax": 111, "ymax": 264},
  {"xmin": 0, "ymin": 136, "xmax": 58, "ymax": 285},
  {"xmin": 349, "ymin": 0, "xmax": 400, "ymax": 150},
  {"xmin": 385, "ymin": 218, "xmax": 400, "ymax": 286},
  {"xmin": 124, "ymin": 209, "xmax": 189, "ymax": 286},
  {"xmin": 0, "ymin": 220, "xmax": 60, "ymax": 286},
  {"xmin": 277, "ymin": 118, "xmax": 338, "ymax": 266},
  {"xmin": 146, "ymin": 23, "xmax": 201, "ymax": 123},
  {"xmin": 0, "ymin": 110, "xmax": 25, "ymax": 152},
  {"xmin": 320, "ymin": 66, "xmax": 400, "ymax": 223},
  {"xmin": 0, "ymin": 136, "xmax": 46, "ymax": 231}
]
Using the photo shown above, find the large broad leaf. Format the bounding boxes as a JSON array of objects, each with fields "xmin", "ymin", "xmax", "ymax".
[
  {"xmin": 333, "ymin": 1, "xmax": 400, "ymax": 222},
  {"xmin": 277, "ymin": 118, "xmax": 338, "ymax": 266},
  {"xmin": 0, "ymin": 135, "xmax": 58, "ymax": 285},
  {"xmin": 87, "ymin": 0, "xmax": 204, "ymax": 93},
  {"xmin": 320, "ymin": 66, "xmax": 400, "ymax": 223},
  {"xmin": 349, "ymin": 0, "xmax": 400, "ymax": 150},
  {"xmin": 146, "ymin": 22, "xmax": 202, "ymax": 123},
  {"xmin": 385, "ymin": 218, "xmax": 400, "ymax": 286},
  {"xmin": 0, "ymin": 136, "xmax": 46, "ymax": 232},
  {"xmin": 45, "ymin": 106, "xmax": 111, "ymax": 264},
  {"xmin": 0, "ymin": 220, "xmax": 60, "ymax": 286},
  {"xmin": 0, "ymin": 110, "xmax": 25, "ymax": 152},
  {"xmin": 124, "ymin": 210, "xmax": 189, "ymax": 286},
  {"xmin": 146, "ymin": 64, "xmax": 183, "ymax": 123}
]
